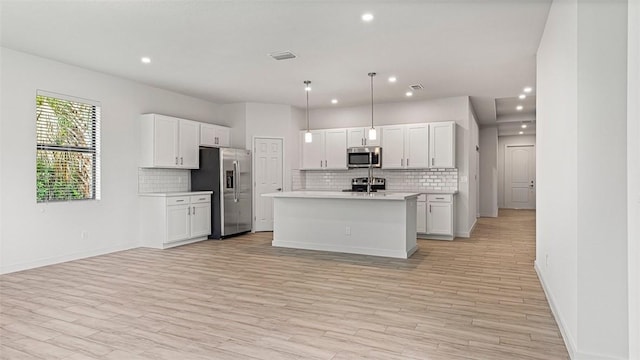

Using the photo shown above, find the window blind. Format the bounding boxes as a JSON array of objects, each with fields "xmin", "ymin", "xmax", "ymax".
[{"xmin": 36, "ymin": 91, "xmax": 101, "ymax": 202}]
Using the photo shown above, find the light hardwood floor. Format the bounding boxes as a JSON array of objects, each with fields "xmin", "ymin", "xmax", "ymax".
[{"xmin": 0, "ymin": 209, "xmax": 568, "ymax": 359}]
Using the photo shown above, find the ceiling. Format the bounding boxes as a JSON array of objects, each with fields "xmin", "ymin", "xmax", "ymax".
[{"xmin": 0, "ymin": 0, "xmax": 550, "ymax": 135}]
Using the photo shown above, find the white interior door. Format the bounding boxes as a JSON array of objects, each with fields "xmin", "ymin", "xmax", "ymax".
[
  {"xmin": 505, "ymin": 145, "xmax": 536, "ymax": 209},
  {"xmin": 254, "ymin": 138, "xmax": 283, "ymax": 232}
]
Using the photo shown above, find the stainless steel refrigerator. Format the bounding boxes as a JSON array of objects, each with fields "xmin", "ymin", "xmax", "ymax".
[{"xmin": 191, "ymin": 147, "xmax": 252, "ymax": 238}]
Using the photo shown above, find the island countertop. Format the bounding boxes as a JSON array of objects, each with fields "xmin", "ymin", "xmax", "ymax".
[{"xmin": 262, "ymin": 191, "xmax": 420, "ymax": 201}]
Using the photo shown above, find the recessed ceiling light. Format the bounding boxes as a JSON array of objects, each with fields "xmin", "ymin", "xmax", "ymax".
[
  {"xmin": 405, "ymin": 91, "xmax": 413, "ymax": 97},
  {"xmin": 141, "ymin": 57, "xmax": 151, "ymax": 64},
  {"xmin": 519, "ymin": 94, "xmax": 526, "ymax": 99},
  {"xmin": 519, "ymin": 131, "xmax": 524, "ymax": 135},
  {"xmin": 388, "ymin": 76, "xmax": 397, "ymax": 83},
  {"xmin": 516, "ymin": 105, "xmax": 523, "ymax": 111},
  {"xmin": 331, "ymin": 99, "xmax": 338, "ymax": 104},
  {"xmin": 521, "ymin": 124, "xmax": 527, "ymax": 129},
  {"xmin": 523, "ymin": 86, "xmax": 533, "ymax": 93},
  {"xmin": 361, "ymin": 13, "xmax": 374, "ymax": 22}
]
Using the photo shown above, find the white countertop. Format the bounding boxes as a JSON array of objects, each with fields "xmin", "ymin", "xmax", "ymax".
[
  {"xmin": 263, "ymin": 191, "xmax": 420, "ymax": 201},
  {"xmin": 139, "ymin": 191, "xmax": 213, "ymax": 197}
]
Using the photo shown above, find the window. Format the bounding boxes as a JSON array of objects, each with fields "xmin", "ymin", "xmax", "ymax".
[{"xmin": 36, "ymin": 91, "xmax": 100, "ymax": 202}]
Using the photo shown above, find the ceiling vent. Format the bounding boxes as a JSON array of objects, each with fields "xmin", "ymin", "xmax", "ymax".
[
  {"xmin": 269, "ymin": 51, "xmax": 297, "ymax": 61},
  {"xmin": 409, "ymin": 84, "xmax": 424, "ymax": 91}
]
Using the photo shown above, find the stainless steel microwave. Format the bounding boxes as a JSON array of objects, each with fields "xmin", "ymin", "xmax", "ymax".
[{"xmin": 347, "ymin": 147, "xmax": 382, "ymax": 168}]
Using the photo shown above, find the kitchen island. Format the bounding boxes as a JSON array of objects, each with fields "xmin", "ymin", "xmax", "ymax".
[{"xmin": 262, "ymin": 191, "xmax": 419, "ymax": 259}]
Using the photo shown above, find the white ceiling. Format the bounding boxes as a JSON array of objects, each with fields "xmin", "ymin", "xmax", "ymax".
[{"xmin": 0, "ymin": 0, "xmax": 551, "ymax": 134}]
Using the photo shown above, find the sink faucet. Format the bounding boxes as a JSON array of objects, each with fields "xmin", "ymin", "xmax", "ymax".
[{"xmin": 367, "ymin": 165, "xmax": 373, "ymax": 194}]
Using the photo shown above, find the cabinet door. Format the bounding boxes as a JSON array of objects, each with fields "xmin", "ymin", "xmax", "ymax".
[
  {"xmin": 427, "ymin": 202, "xmax": 453, "ymax": 235},
  {"xmin": 166, "ymin": 204, "xmax": 191, "ymax": 243},
  {"xmin": 216, "ymin": 127, "xmax": 230, "ymax": 147},
  {"xmin": 405, "ymin": 124, "xmax": 429, "ymax": 168},
  {"xmin": 347, "ymin": 128, "xmax": 366, "ymax": 148},
  {"xmin": 381, "ymin": 126, "xmax": 405, "ymax": 169},
  {"xmin": 179, "ymin": 120, "xmax": 200, "ymax": 168},
  {"xmin": 153, "ymin": 115, "xmax": 179, "ymax": 167},
  {"xmin": 200, "ymin": 123, "xmax": 217, "ymax": 147},
  {"xmin": 190, "ymin": 202, "xmax": 211, "ymax": 238},
  {"xmin": 416, "ymin": 201, "xmax": 427, "ymax": 233},
  {"xmin": 324, "ymin": 129, "xmax": 347, "ymax": 169},
  {"xmin": 429, "ymin": 122, "xmax": 455, "ymax": 168},
  {"xmin": 301, "ymin": 131, "xmax": 325, "ymax": 169}
]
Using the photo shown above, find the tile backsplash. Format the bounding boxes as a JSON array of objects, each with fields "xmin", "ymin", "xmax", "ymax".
[
  {"xmin": 138, "ymin": 168, "xmax": 190, "ymax": 193},
  {"xmin": 296, "ymin": 168, "xmax": 458, "ymax": 192}
]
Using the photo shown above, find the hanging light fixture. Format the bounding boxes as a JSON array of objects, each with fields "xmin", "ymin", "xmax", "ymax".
[
  {"xmin": 368, "ymin": 72, "xmax": 377, "ymax": 140},
  {"xmin": 304, "ymin": 80, "xmax": 312, "ymax": 143}
]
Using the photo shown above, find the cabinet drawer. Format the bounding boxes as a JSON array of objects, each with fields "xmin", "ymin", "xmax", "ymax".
[
  {"xmin": 190, "ymin": 194, "xmax": 211, "ymax": 204},
  {"xmin": 427, "ymin": 194, "xmax": 452, "ymax": 202},
  {"xmin": 166, "ymin": 196, "xmax": 190, "ymax": 205}
]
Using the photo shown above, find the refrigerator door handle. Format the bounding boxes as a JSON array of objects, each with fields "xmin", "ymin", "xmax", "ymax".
[{"xmin": 233, "ymin": 160, "xmax": 239, "ymax": 202}]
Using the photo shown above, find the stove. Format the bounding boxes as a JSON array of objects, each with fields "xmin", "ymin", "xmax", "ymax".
[{"xmin": 342, "ymin": 177, "xmax": 386, "ymax": 192}]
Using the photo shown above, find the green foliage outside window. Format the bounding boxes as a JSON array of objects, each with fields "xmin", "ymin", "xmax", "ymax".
[{"xmin": 36, "ymin": 94, "xmax": 100, "ymax": 202}]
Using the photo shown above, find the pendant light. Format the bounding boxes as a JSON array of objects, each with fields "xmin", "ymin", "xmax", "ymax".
[
  {"xmin": 368, "ymin": 72, "xmax": 377, "ymax": 140},
  {"xmin": 304, "ymin": 80, "xmax": 312, "ymax": 143}
]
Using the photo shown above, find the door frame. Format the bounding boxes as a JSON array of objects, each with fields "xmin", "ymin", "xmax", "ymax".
[
  {"xmin": 504, "ymin": 143, "xmax": 536, "ymax": 209},
  {"xmin": 252, "ymin": 136, "xmax": 286, "ymax": 233}
]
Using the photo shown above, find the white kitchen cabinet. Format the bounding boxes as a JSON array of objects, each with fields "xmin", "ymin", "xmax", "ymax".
[
  {"xmin": 381, "ymin": 125, "xmax": 405, "ymax": 169},
  {"xmin": 429, "ymin": 121, "xmax": 456, "ymax": 168},
  {"xmin": 179, "ymin": 120, "xmax": 200, "ymax": 168},
  {"xmin": 424, "ymin": 194, "xmax": 454, "ymax": 240},
  {"xmin": 190, "ymin": 196, "xmax": 212, "ymax": 238},
  {"xmin": 416, "ymin": 194, "xmax": 427, "ymax": 234},
  {"xmin": 404, "ymin": 124, "xmax": 429, "ymax": 168},
  {"xmin": 139, "ymin": 113, "xmax": 200, "ymax": 169},
  {"xmin": 347, "ymin": 127, "xmax": 381, "ymax": 147},
  {"xmin": 200, "ymin": 123, "xmax": 230, "ymax": 148},
  {"xmin": 140, "ymin": 192, "xmax": 212, "ymax": 249},
  {"xmin": 300, "ymin": 129, "xmax": 347, "ymax": 170},
  {"xmin": 381, "ymin": 124, "xmax": 428, "ymax": 169}
]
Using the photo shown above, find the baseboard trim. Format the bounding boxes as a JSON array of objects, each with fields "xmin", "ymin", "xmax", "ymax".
[
  {"xmin": 0, "ymin": 244, "xmax": 136, "ymax": 275},
  {"xmin": 534, "ymin": 261, "xmax": 577, "ymax": 359},
  {"xmin": 534, "ymin": 262, "xmax": 629, "ymax": 360},
  {"xmin": 455, "ymin": 218, "xmax": 477, "ymax": 238}
]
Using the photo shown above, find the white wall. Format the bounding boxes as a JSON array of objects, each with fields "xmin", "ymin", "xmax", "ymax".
[
  {"xmin": 537, "ymin": 0, "xmax": 579, "ymax": 354},
  {"xmin": 218, "ymin": 103, "xmax": 246, "ymax": 149},
  {"xmin": 576, "ymin": 0, "xmax": 628, "ymax": 357},
  {"xmin": 479, "ymin": 127, "xmax": 498, "ymax": 217},
  {"xmin": 0, "ymin": 48, "xmax": 221, "ymax": 274},
  {"xmin": 498, "ymin": 135, "xmax": 536, "ymax": 208},
  {"xmin": 628, "ymin": 1, "xmax": 640, "ymax": 358},
  {"xmin": 537, "ymin": 0, "xmax": 630, "ymax": 358},
  {"xmin": 244, "ymin": 103, "xmax": 301, "ymax": 192},
  {"xmin": 309, "ymin": 96, "xmax": 477, "ymax": 237}
]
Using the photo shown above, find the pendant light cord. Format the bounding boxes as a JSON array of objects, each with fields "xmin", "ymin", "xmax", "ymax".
[{"xmin": 368, "ymin": 72, "xmax": 376, "ymax": 129}]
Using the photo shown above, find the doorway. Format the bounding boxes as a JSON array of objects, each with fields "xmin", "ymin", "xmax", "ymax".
[
  {"xmin": 253, "ymin": 137, "xmax": 284, "ymax": 232},
  {"xmin": 504, "ymin": 144, "xmax": 536, "ymax": 209}
]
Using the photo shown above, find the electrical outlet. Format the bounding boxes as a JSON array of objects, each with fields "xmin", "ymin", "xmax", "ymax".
[{"xmin": 345, "ymin": 226, "xmax": 351, "ymax": 236}]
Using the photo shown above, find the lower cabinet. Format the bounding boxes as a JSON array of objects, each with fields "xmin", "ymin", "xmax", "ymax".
[
  {"xmin": 140, "ymin": 192, "xmax": 212, "ymax": 249},
  {"xmin": 418, "ymin": 193, "xmax": 455, "ymax": 240},
  {"xmin": 416, "ymin": 195, "xmax": 427, "ymax": 233}
]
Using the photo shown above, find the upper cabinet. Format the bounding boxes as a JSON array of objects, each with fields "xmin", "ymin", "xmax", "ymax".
[
  {"xmin": 140, "ymin": 114, "xmax": 200, "ymax": 169},
  {"xmin": 347, "ymin": 127, "xmax": 381, "ymax": 147},
  {"xmin": 200, "ymin": 123, "xmax": 230, "ymax": 148},
  {"xmin": 381, "ymin": 124, "xmax": 428, "ymax": 169},
  {"xmin": 300, "ymin": 129, "xmax": 347, "ymax": 170},
  {"xmin": 428, "ymin": 121, "xmax": 456, "ymax": 168}
]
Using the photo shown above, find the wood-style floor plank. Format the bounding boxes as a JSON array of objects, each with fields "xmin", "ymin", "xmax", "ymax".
[{"xmin": 0, "ymin": 209, "xmax": 568, "ymax": 359}]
